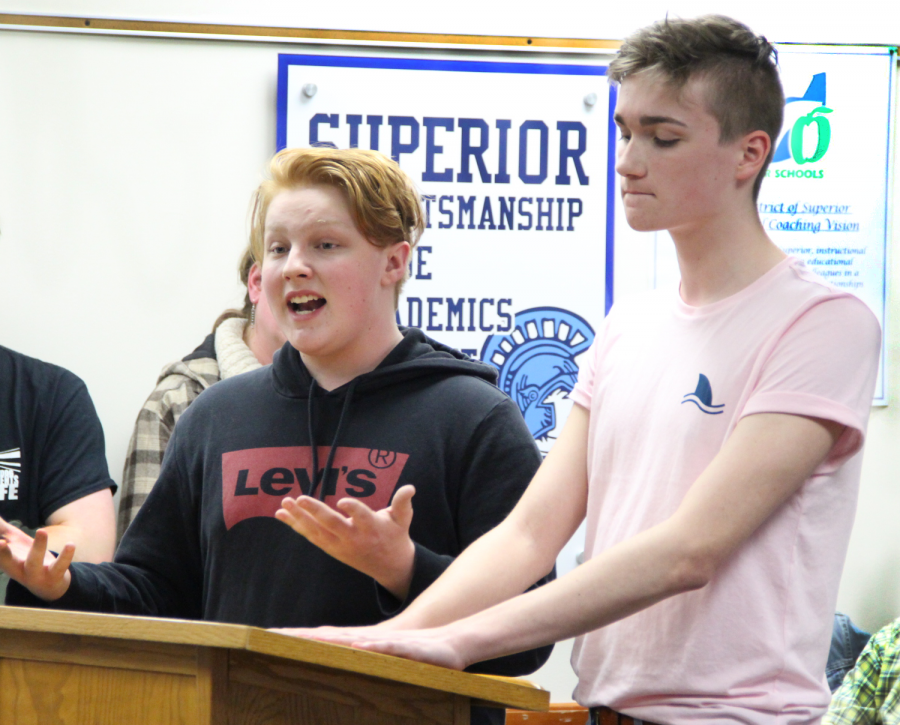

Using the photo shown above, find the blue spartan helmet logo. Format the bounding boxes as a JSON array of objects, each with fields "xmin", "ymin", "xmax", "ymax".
[{"xmin": 481, "ymin": 307, "xmax": 594, "ymax": 440}]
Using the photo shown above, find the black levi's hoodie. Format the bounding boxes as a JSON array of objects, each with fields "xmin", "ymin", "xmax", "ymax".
[{"xmin": 8, "ymin": 328, "xmax": 554, "ymax": 682}]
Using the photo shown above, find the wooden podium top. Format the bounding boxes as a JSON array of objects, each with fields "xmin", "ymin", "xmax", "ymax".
[{"xmin": 0, "ymin": 606, "xmax": 549, "ymax": 711}]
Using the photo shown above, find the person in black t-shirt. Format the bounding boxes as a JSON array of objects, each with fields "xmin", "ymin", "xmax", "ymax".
[{"xmin": 0, "ymin": 345, "xmax": 117, "ymax": 599}]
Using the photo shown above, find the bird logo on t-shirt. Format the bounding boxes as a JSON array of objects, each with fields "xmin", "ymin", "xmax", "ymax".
[{"xmin": 682, "ymin": 374, "xmax": 725, "ymax": 415}]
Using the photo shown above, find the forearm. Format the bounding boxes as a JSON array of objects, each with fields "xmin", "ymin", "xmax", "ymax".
[
  {"xmin": 429, "ymin": 413, "xmax": 846, "ymax": 667},
  {"xmin": 373, "ymin": 540, "xmax": 555, "ymax": 676},
  {"xmin": 370, "ymin": 537, "xmax": 416, "ymax": 601},
  {"xmin": 432, "ymin": 517, "xmax": 703, "ymax": 667},
  {"xmin": 391, "ymin": 407, "xmax": 589, "ymax": 631},
  {"xmin": 389, "ymin": 515, "xmax": 557, "ymax": 631},
  {"xmin": 43, "ymin": 524, "xmax": 114, "ymax": 563},
  {"xmin": 46, "ymin": 490, "xmax": 116, "ymax": 564},
  {"xmin": 342, "ymin": 413, "xmax": 846, "ymax": 672},
  {"xmin": 5, "ymin": 559, "xmax": 182, "ymax": 616},
  {"xmin": 339, "ymin": 516, "xmax": 702, "ymax": 671},
  {"xmin": 460, "ymin": 562, "xmax": 556, "ymax": 676}
]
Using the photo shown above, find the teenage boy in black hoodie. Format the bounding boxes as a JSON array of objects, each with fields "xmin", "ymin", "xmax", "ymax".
[{"xmin": 0, "ymin": 148, "xmax": 552, "ymax": 725}]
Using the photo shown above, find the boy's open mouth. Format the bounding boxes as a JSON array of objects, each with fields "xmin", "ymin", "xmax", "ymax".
[{"xmin": 288, "ymin": 295, "xmax": 326, "ymax": 315}]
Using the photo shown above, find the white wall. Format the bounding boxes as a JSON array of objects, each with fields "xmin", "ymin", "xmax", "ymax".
[
  {"xmin": 1, "ymin": 0, "xmax": 898, "ymax": 703},
  {"xmin": 2, "ymin": 0, "xmax": 900, "ymax": 44}
]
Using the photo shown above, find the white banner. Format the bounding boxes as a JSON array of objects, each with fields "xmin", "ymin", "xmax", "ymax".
[
  {"xmin": 762, "ymin": 46, "xmax": 893, "ymax": 403},
  {"xmin": 278, "ymin": 54, "xmax": 615, "ymax": 452}
]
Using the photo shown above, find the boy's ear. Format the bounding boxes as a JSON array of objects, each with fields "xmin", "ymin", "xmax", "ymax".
[
  {"xmin": 247, "ymin": 262, "xmax": 263, "ymax": 305},
  {"xmin": 736, "ymin": 130, "xmax": 771, "ymax": 183},
  {"xmin": 383, "ymin": 241, "xmax": 411, "ymax": 286}
]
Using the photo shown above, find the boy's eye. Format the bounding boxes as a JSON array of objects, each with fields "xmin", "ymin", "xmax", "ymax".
[
  {"xmin": 654, "ymin": 138, "xmax": 679, "ymax": 148},
  {"xmin": 319, "ymin": 242, "xmax": 337, "ymax": 250}
]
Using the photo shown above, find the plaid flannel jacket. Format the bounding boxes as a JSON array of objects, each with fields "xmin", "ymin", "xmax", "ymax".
[
  {"xmin": 116, "ymin": 354, "xmax": 219, "ymax": 541},
  {"xmin": 825, "ymin": 619, "xmax": 900, "ymax": 725},
  {"xmin": 116, "ymin": 318, "xmax": 260, "ymax": 542}
]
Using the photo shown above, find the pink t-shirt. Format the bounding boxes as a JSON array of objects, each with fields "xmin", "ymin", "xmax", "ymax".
[{"xmin": 570, "ymin": 257, "xmax": 880, "ymax": 724}]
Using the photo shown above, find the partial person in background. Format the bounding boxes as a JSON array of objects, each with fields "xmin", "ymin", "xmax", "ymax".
[
  {"xmin": 0, "ymin": 345, "xmax": 116, "ymax": 600},
  {"xmin": 828, "ymin": 612, "xmax": 872, "ymax": 693},
  {"xmin": 824, "ymin": 617, "xmax": 900, "ymax": 724},
  {"xmin": 117, "ymin": 247, "xmax": 286, "ymax": 540}
]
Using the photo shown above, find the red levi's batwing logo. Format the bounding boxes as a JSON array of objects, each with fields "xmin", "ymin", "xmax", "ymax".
[{"xmin": 221, "ymin": 446, "xmax": 409, "ymax": 530}]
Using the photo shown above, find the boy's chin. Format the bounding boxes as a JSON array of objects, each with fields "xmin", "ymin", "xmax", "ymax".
[
  {"xmin": 286, "ymin": 332, "xmax": 321, "ymax": 356},
  {"xmin": 624, "ymin": 215, "xmax": 667, "ymax": 233}
]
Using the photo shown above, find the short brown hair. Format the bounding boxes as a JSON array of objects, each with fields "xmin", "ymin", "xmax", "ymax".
[
  {"xmin": 609, "ymin": 15, "xmax": 784, "ymax": 199},
  {"xmin": 250, "ymin": 147, "xmax": 425, "ymax": 304}
]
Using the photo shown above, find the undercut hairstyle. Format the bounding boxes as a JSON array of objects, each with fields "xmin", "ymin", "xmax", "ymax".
[
  {"xmin": 609, "ymin": 15, "xmax": 784, "ymax": 199},
  {"xmin": 250, "ymin": 147, "xmax": 425, "ymax": 304}
]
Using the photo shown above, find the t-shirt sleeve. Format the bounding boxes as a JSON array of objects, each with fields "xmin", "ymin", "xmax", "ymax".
[
  {"xmin": 571, "ymin": 305, "xmax": 619, "ymax": 412},
  {"xmin": 740, "ymin": 295, "xmax": 881, "ymax": 470},
  {"xmin": 38, "ymin": 371, "xmax": 117, "ymax": 522},
  {"xmin": 571, "ymin": 334, "xmax": 602, "ymax": 412}
]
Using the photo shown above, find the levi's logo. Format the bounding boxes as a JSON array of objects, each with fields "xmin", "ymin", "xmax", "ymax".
[{"xmin": 221, "ymin": 446, "xmax": 409, "ymax": 530}]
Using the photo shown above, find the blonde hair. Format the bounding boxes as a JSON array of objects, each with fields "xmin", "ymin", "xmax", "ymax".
[{"xmin": 250, "ymin": 147, "xmax": 425, "ymax": 304}]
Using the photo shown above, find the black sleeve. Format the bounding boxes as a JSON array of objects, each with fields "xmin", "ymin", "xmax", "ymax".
[
  {"xmin": 378, "ymin": 397, "xmax": 555, "ymax": 676},
  {"xmin": 8, "ymin": 428, "xmax": 203, "ymax": 619},
  {"xmin": 37, "ymin": 372, "xmax": 116, "ymax": 522}
]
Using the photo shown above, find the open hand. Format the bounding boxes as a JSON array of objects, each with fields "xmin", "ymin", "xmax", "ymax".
[
  {"xmin": 275, "ymin": 485, "xmax": 417, "ymax": 600},
  {"xmin": 0, "ymin": 516, "xmax": 73, "ymax": 601}
]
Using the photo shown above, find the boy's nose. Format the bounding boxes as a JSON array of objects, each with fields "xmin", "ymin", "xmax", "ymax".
[
  {"xmin": 615, "ymin": 139, "xmax": 646, "ymax": 178},
  {"xmin": 284, "ymin": 248, "xmax": 312, "ymax": 278}
]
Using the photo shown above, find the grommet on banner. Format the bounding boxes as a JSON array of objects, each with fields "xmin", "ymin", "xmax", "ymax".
[
  {"xmin": 302, "ymin": 83, "xmax": 318, "ymax": 98},
  {"xmin": 584, "ymin": 92, "xmax": 597, "ymax": 107}
]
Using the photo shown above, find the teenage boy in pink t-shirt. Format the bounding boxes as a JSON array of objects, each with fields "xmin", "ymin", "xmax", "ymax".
[{"xmin": 276, "ymin": 15, "xmax": 881, "ymax": 724}]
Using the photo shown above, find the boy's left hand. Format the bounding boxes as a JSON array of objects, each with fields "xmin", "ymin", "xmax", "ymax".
[{"xmin": 276, "ymin": 485, "xmax": 417, "ymax": 600}]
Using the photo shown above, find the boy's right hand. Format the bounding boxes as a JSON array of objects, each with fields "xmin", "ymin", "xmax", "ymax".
[
  {"xmin": 0, "ymin": 516, "xmax": 74, "ymax": 601},
  {"xmin": 272, "ymin": 623, "xmax": 468, "ymax": 671}
]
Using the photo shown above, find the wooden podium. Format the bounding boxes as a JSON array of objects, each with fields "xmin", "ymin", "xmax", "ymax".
[{"xmin": 0, "ymin": 607, "xmax": 548, "ymax": 724}]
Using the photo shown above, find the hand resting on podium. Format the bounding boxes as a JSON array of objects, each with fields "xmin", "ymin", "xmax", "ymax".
[{"xmin": 272, "ymin": 619, "xmax": 468, "ymax": 671}]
